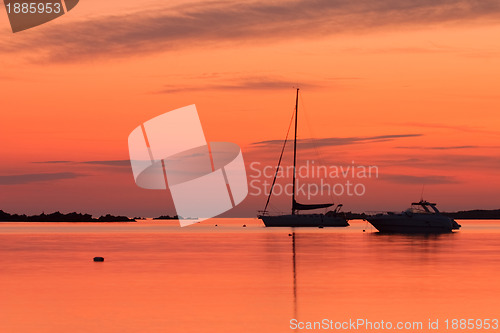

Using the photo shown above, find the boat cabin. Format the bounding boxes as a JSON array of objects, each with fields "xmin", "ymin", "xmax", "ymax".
[{"xmin": 408, "ymin": 200, "xmax": 440, "ymax": 214}]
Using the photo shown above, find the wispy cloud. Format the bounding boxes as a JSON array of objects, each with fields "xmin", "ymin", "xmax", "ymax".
[
  {"xmin": 393, "ymin": 122, "xmax": 500, "ymax": 135},
  {"xmin": 382, "ymin": 174, "xmax": 460, "ymax": 184},
  {"xmin": 154, "ymin": 77, "xmax": 321, "ymax": 94},
  {"xmin": 372, "ymin": 153, "xmax": 500, "ymax": 171},
  {"xmin": 33, "ymin": 160, "xmax": 131, "ymax": 166},
  {"xmin": 342, "ymin": 43, "xmax": 500, "ymax": 58},
  {"xmin": 82, "ymin": 160, "xmax": 131, "ymax": 166},
  {"xmin": 0, "ymin": 172, "xmax": 84, "ymax": 185},
  {"xmin": 3, "ymin": 0, "xmax": 500, "ymax": 62},
  {"xmin": 253, "ymin": 134, "xmax": 423, "ymax": 148},
  {"xmin": 395, "ymin": 145, "xmax": 481, "ymax": 150}
]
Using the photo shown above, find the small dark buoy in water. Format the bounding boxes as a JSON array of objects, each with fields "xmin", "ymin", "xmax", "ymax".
[
  {"xmin": 215, "ymin": 224, "xmax": 218, "ymax": 227},
  {"xmin": 242, "ymin": 224, "xmax": 247, "ymax": 227},
  {"xmin": 93, "ymin": 257, "xmax": 104, "ymax": 262},
  {"xmin": 318, "ymin": 225, "xmax": 324, "ymax": 229},
  {"xmin": 363, "ymin": 229, "xmax": 366, "ymax": 232},
  {"xmin": 288, "ymin": 233, "xmax": 292, "ymax": 236}
]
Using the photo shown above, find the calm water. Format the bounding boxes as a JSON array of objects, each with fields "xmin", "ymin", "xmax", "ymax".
[{"xmin": 1, "ymin": 219, "xmax": 499, "ymax": 333}]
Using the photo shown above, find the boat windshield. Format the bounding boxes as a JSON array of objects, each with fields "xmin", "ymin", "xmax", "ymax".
[
  {"xmin": 405, "ymin": 207, "xmax": 431, "ymax": 214},
  {"xmin": 409, "ymin": 202, "xmax": 440, "ymax": 214}
]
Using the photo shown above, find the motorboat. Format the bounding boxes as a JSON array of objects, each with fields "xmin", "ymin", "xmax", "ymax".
[{"xmin": 365, "ymin": 200, "xmax": 461, "ymax": 233}]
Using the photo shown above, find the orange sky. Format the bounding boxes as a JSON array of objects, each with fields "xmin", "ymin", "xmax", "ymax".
[{"xmin": 1, "ymin": 0, "xmax": 500, "ymax": 217}]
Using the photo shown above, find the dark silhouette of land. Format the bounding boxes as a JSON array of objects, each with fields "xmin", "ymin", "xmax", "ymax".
[
  {"xmin": 442, "ymin": 210, "xmax": 500, "ymax": 219},
  {"xmin": 343, "ymin": 212, "xmax": 367, "ymax": 220},
  {"xmin": 1, "ymin": 208, "xmax": 499, "ymax": 222},
  {"xmin": 153, "ymin": 215, "xmax": 179, "ymax": 220},
  {"xmin": 337, "ymin": 210, "xmax": 500, "ymax": 220},
  {"xmin": 0, "ymin": 210, "xmax": 135, "ymax": 222},
  {"xmin": 153, "ymin": 215, "xmax": 199, "ymax": 220}
]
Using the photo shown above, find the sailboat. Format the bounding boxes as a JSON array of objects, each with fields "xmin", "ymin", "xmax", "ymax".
[{"xmin": 258, "ymin": 89, "xmax": 349, "ymax": 227}]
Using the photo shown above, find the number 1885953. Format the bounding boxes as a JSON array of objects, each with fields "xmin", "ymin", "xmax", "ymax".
[
  {"xmin": 5, "ymin": 2, "xmax": 62, "ymax": 14},
  {"xmin": 444, "ymin": 319, "xmax": 498, "ymax": 330}
]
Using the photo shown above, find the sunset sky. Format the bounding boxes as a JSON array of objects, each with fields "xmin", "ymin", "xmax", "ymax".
[{"xmin": 1, "ymin": 0, "xmax": 500, "ymax": 218}]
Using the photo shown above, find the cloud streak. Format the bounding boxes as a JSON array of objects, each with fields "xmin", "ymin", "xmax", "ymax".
[
  {"xmin": 3, "ymin": 0, "xmax": 500, "ymax": 62},
  {"xmin": 0, "ymin": 172, "xmax": 84, "ymax": 185},
  {"xmin": 82, "ymin": 160, "xmax": 131, "ymax": 166},
  {"xmin": 154, "ymin": 77, "xmax": 321, "ymax": 93},
  {"xmin": 33, "ymin": 160, "xmax": 132, "ymax": 166},
  {"xmin": 253, "ymin": 134, "xmax": 423, "ymax": 149},
  {"xmin": 395, "ymin": 145, "xmax": 480, "ymax": 150},
  {"xmin": 381, "ymin": 174, "xmax": 460, "ymax": 184},
  {"xmin": 394, "ymin": 122, "xmax": 500, "ymax": 135},
  {"xmin": 371, "ymin": 153, "xmax": 500, "ymax": 171}
]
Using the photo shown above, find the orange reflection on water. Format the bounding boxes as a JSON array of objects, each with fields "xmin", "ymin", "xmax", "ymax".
[{"xmin": 0, "ymin": 219, "xmax": 499, "ymax": 333}]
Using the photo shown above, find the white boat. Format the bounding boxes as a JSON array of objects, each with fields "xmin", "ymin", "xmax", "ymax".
[
  {"xmin": 258, "ymin": 89, "xmax": 349, "ymax": 227},
  {"xmin": 366, "ymin": 200, "xmax": 461, "ymax": 233}
]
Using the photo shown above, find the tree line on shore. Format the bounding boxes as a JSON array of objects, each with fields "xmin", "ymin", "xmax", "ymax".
[
  {"xmin": 0, "ymin": 210, "xmax": 135, "ymax": 222},
  {"xmin": 1, "ymin": 208, "xmax": 500, "ymax": 222}
]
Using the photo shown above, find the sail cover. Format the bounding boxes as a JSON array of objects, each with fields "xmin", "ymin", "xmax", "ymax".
[{"xmin": 293, "ymin": 199, "xmax": 334, "ymax": 211}]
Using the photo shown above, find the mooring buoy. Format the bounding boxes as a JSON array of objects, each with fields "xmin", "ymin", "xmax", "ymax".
[{"xmin": 93, "ymin": 257, "xmax": 104, "ymax": 262}]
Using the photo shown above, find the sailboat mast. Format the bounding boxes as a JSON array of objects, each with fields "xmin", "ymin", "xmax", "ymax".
[{"xmin": 292, "ymin": 88, "xmax": 299, "ymax": 215}]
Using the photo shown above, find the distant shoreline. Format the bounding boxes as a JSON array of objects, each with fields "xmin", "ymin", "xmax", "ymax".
[
  {"xmin": 0, "ymin": 210, "xmax": 135, "ymax": 222},
  {"xmin": 442, "ymin": 210, "xmax": 500, "ymax": 220},
  {"xmin": 345, "ymin": 209, "xmax": 500, "ymax": 220},
  {"xmin": 2, "ymin": 208, "xmax": 500, "ymax": 222}
]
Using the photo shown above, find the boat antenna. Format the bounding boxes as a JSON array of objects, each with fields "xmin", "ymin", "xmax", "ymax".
[
  {"xmin": 420, "ymin": 184, "xmax": 425, "ymax": 201},
  {"xmin": 292, "ymin": 88, "xmax": 299, "ymax": 215}
]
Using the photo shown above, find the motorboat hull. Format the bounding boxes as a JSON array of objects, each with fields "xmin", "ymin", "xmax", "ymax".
[
  {"xmin": 259, "ymin": 214, "xmax": 349, "ymax": 227},
  {"xmin": 366, "ymin": 214, "xmax": 460, "ymax": 234}
]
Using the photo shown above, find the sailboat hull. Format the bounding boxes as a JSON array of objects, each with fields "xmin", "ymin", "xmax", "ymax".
[{"xmin": 259, "ymin": 214, "xmax": 349, "ymax": 227}]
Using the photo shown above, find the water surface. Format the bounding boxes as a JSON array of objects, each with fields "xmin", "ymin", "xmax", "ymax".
[{"xmin": 0, "ymin": 219, "xmax": 499, "ymax": 332}]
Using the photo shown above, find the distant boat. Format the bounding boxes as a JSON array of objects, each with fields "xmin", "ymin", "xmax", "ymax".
[
  {"xmin": 366, "ymin": 200, "xmax": 461, "ymax": 233},
  {"xmin": 258, "ymin": 89, "xmax": 349, "ymax": 227}
]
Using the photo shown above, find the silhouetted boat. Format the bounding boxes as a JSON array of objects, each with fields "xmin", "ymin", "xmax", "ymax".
[
  {"xmin": 366, "ymin": 200, "xmax": 461, "ymax": 233},
  {"xmin": 258, "ymin": 89, "xmax": 349, "ymax": 227}
]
